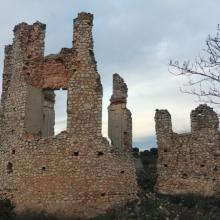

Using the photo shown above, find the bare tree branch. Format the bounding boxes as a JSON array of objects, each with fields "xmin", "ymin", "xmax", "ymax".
[{"xmin": 169, "ymin": 25, "xmax": 220, "ymax": 110}]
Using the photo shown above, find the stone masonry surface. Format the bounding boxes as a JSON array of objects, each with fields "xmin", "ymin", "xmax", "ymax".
[
  {"xmin": 155, "ymin": 104, "xmax": 220, "ymax": 196},
  {"xmin": 108, "ymin": 74, "xmax": 132, "ymax": 151},
  {"xmin": 0, "ymin": 12, "xmax": 138, "ymax": 218}
]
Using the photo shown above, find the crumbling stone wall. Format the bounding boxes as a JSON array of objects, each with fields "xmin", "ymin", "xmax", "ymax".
[
  {"xmin": 0, "ymin": 12, "xmax": 138, "ymax": 218},
  {"xmin": 155, "ymin": 104, "xmax": 220, "ymax": 196},
  {"xmin": 108, "ymin": 74, "xmax": 132, "ymax": 151}
]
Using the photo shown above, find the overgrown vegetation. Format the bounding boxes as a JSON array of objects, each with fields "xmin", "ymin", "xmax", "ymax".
[
  {"xmin": 0, "ymin": 198, "xmax": 15, "ymax": 220},
  {"xmin": 1, "ymin": 148, "xmax": 220, "ymax": 219},
  {"xmin": 136, "ymin": 148, "xmax": 158, "ymax": 191}
]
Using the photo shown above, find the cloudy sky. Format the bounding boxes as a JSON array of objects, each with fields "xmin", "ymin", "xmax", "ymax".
[{"xmin": 0, "ymin": 0, "xmax": 220, "ymax": 149}]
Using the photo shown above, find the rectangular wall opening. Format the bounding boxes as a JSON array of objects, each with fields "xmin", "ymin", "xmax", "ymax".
[
  {"xmin": 25, "ymin": 88, "xmax": 67, "ymax": 138},
  {"xmin": 54, "ymin": 89, "xmax": 67, "ymax": 135}
]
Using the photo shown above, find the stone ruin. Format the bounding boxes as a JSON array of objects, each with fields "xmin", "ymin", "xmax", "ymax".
[
  {"xmin": 3, "ymin": 9, "xmax": 220, "ymax": 218},
  {"xmin": 108, "ymin": 73, "xmax": 132, "ymax": 151},
  {"xmin": 0, "ymin": 12, "xmax": 138, "ymax": 218},
  {"xmin": 155, "ymin": 104, "xmax": 220, "ymax": 196}
]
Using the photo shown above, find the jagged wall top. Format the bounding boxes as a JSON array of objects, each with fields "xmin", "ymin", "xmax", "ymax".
[
  {"xmin": 110, "ymin": 73, "xmax": 128, "ymax": 104},
  {"xmin": 73, "ymin": 12, "xmax": 94, "ymax": 50},
  {"xmin": 12, "ymin": 21, "xmax": 46, "ymax": 60},
  {"xmin": 155, "ymin": 109, "xmax": 172, "ymax": 134},
  {"xmin": 191, "ymin": 104, "xmax": 219, "ymax": 132},
  {"xmin": 155, "ymin": 104, "xmax": 219, "ymax": 134},
  {"xmin": 1, "ymin": 12, "xmax": 103, "ymax": 137},
  {"xmin": 155, "ymin": 104, "xmax": 220, "ymax": 196}
]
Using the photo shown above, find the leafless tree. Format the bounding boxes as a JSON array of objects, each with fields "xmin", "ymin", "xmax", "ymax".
[{"xmin": 169, "ymin": 25, "xmax": 220, "ymax": 108}]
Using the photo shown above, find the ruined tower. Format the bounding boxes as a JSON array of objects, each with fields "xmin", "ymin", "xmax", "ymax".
[
  {"xmin": 108, "ymin": 74, "xmax": 132, "ymax": 151},
  {"xmin": 0, "ymin": 13, "xmax": 138, "ymax": 218},
  {"xmin": 155, "ymin": 104, "xmax": 220, "ymax": 196}
]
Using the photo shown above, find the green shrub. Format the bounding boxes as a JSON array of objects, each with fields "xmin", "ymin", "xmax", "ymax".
[
  {"xmin": 132, "ymin": 147, "xmax": 139, "ymax": 158},
  {"xmin": 132, "ymin": 147, "xmax": 139, "ymax": 153},
  {"xmin": 179, "ymin": 209, "xmax": 195, "ymax": 220},
  {"xmin": 150, "ymin": 148, "xmax": 158, "ymax": 156},
  {"xmin": 207, "ymin": 196, "xmax": 220, "ymax": 208},
  {"xmin": 90, "ymin": 214, "xmax": 116, "ymax": 220},
  {"xmin": 181, "ymin": 194, "xmax": 198, "ymax": 209},
  {"xmin": 15, "ymin": 211, "xmax": 59, "ymax": 220},
  {"xmin": 140, "ymin": 150, "xmax": 151, "ymax": 157},
  {"xmin": 169, "ymin": 195, "xmax": 182, "ymax": 204},
  {"xmin": 0, "ymin": 198, "xmax": 15, "ymax": 220}
]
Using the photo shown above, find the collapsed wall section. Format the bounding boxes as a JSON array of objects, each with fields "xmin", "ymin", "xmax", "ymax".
[{"xmin": 155, "ymin": 104, "xmax": 220, "ymax": 196}]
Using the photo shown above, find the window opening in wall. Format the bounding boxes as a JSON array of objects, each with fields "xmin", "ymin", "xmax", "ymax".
[
  {"xmin": 7, "ymin": 162, "xmax": 13, "ymax": 174},
  {"xmin": 42, "ymin": 166, "xmax": 46, "ymax": 171},
  {"xmin": 74, "ymin": 152, "xmax": 79, "ymax": 156},
  {"xmin": 12, "ymin": 149, "xmax": 15, "ymax": 154},
  {"xmin": 35, "ymin": 89, "xmax": 67, "ymax": 138},
  {"xmin": 164, "ymin": 164, "xmax": 168, "ymax": 167},
  {"xmin": 54, "ymin": 90, "xmax": 67, "ymax": 135},
  {"xmin": 97, "ymin": 151, "xmax": 104, "ymax": 156},
  {"xmin": 182, "ymin": 173, "xmax": 187, "ymax": 179}
]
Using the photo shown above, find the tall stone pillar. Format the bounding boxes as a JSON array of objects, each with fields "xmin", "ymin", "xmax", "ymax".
[
  {"xmin": 1, "ymin": 22, "xmax": 46, "ymax": 137},
  {"xmin": 155, "ymin": 109, "xmax": 174, "ymax": 191},
  {"xmin": 155, "ymin": 109, "xmax": 173, "ymax": 149},
  {"xmin": 67, "ymin": 13, "xmax": 103, "ymax": 137},
  {"xmin": 108, "ymin": 73, "xmax": 132, "ymax": 151}
]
